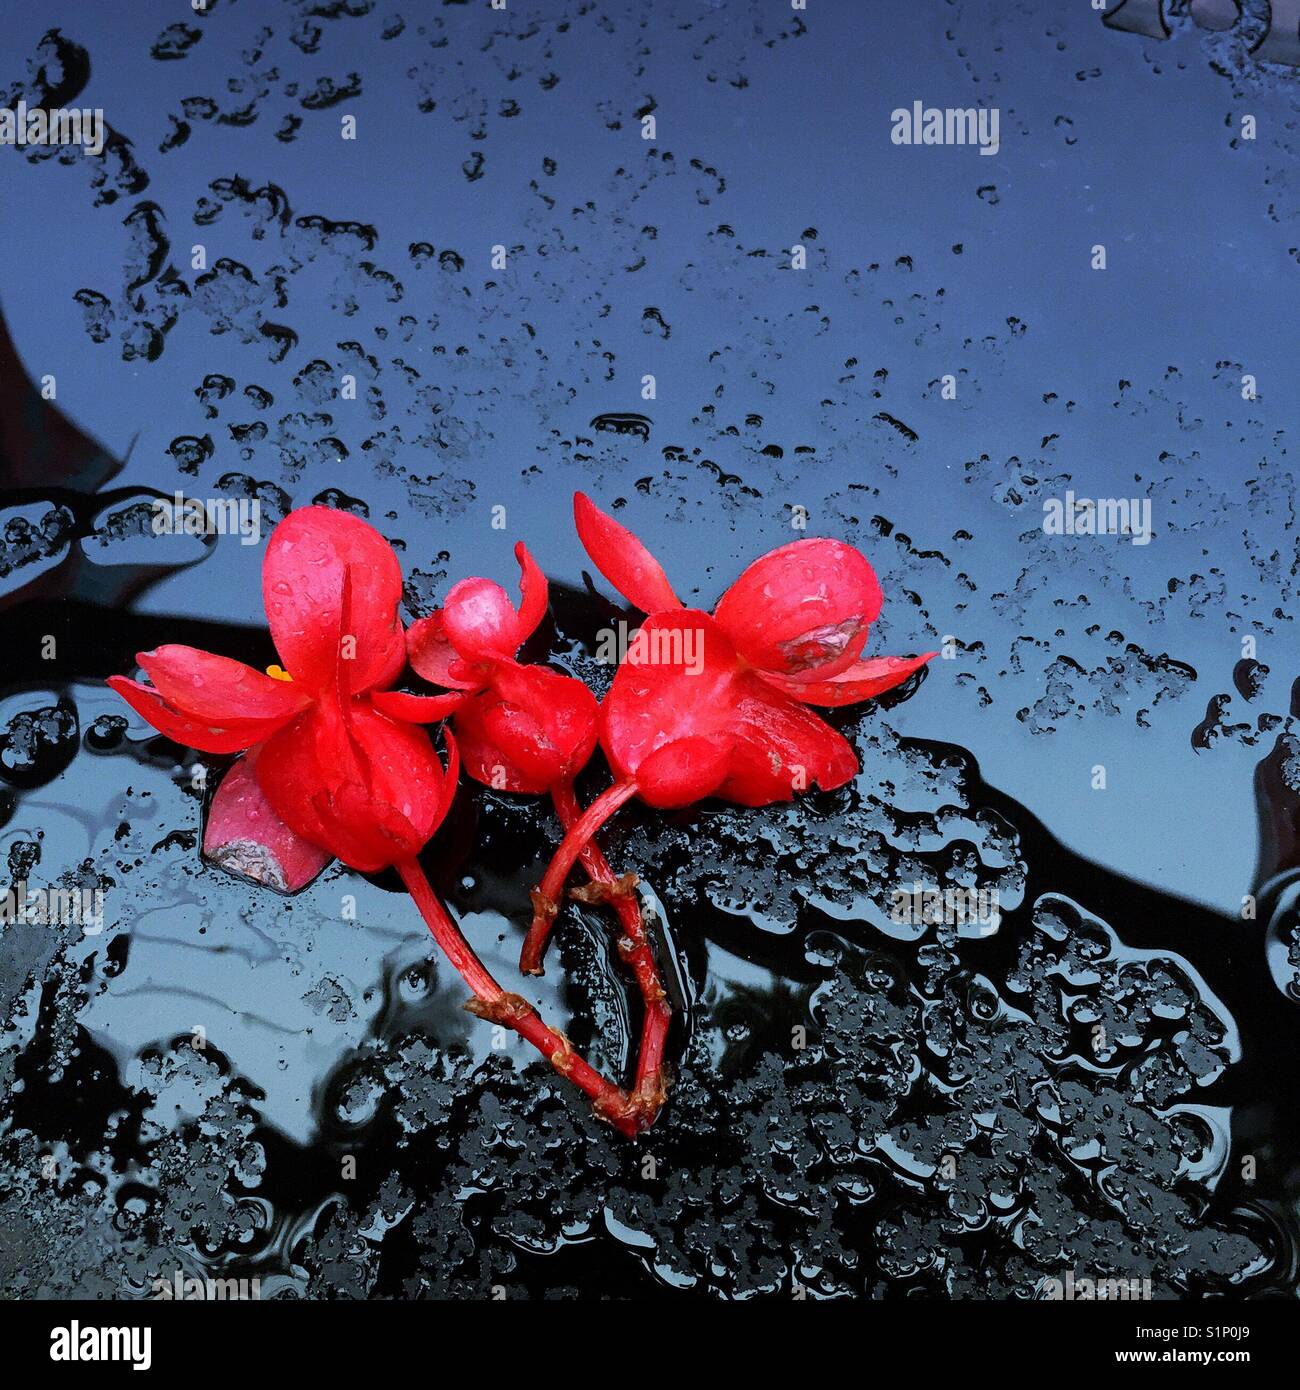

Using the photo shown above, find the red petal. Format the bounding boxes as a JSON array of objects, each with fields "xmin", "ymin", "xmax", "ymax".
[
  {"xmin": 370, "ymin": 689, "xmax": 468, "ymax": 723},
  {"xmin": 203, "ymin": 753, "xmax": 331, "ymax": 893},
  {"xmin": 594, "ymin": 611, "xmax": 866, "ymax": 810},
  {"xmin": 137, "ymin": 645, "xmax": 310, "ymax": 724},
  {"xmin": 489, "ymin": 662, "xmax": 597, "ymax": 773},
  {"xmin": 346, "ymin": 706, "xmax": 454, "ymax": 854},
  {"xmin": 454, "ymin": 690, "xmax": 555, "ymax": 794},
  {"xmin": 262, "ymin": 507, "xmax": 406, "ymax": 697},
  {"xmin": 757, "ymin": 651, "xmax": 937, "ymax": 706},
  {"xmin": 108, "ymin": 675, "xmax": 286, "ymax": 754},
  {"xmin": 599, "ymin": 610, "xmax": 740, "ymax": 800},
  {"xmin": 406, "ymin": 611, "xmax": 483, "ymax": 690},
  {"xmin": 256, "ymin": 703, "xmax": 450, "ymax": 872},
  {"xmin": 635, "ymin": 733, "xmax": 733, "ymax": 808},
  {"xmin": 454, "ymin": 665, "xmax": 597, "ymax": 794},
  {"xmin": 713, "ymin": 538, "xmax": 883, "ymax": 680},
  {"xmin": 442, "ymin": 577, "xmax": 524, "ymax": 663},
  {"xmin": 513, "ymin": 541, "xmax": 548, "ymax": 642},
  {"xmin": 312, "ymin": 781, "xmax": 427, "ymax": 874},
  {"xmin": 574, "ymin": 492, "xmax": 682, "ymax": 614},
  {"xmin": 482, "ymin": 700, "xmax": 566, "ymax": 786},
  {"xmin": 440, "ymin": 542, "xmax": 551, "ymax": 664},
  {"xmin": 717, "ymin": 674, "xmax": 859, "ymax": 806},
  {"xmin": 250, "ymin": 708, "xmax": 340, "ymax": 849}
]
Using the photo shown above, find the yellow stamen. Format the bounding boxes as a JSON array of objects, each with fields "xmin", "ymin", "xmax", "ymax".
[{"xmin": 266, "ymin": 664, "xmax": 293, "ymax": 682}]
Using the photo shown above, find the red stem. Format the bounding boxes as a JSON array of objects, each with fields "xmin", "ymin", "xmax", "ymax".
[
  {"xmin": 521, "ymin": 776, "xmax": 640, "ymax": 974},
  {"xmin": 397, "ymin": 857, "xmax": 643, "ymax": 1138},
  {"xmin": 551, "ymin": 779, "xmax": 672, "ymax": 1124}
]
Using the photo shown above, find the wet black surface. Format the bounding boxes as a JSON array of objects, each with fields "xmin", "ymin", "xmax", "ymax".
[{"xmin": 3, "ymin": 0, "xmax": 1300, "ymax": 1300}]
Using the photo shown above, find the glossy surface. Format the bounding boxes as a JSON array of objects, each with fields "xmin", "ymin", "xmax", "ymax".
[{"xmin": 2, "ymin": 0, "xmax": 1299, "ymax": 1299}]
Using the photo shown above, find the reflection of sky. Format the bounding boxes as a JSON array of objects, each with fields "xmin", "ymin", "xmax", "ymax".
[{"xmin": 3, "ymin": 0, "xmax": 1297, "ymax": 913}]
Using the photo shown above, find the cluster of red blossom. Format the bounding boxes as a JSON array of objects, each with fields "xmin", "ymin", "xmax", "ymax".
[{"xmin": 111, "ymin": 497, "xmax": 933, "ymax": 1136}]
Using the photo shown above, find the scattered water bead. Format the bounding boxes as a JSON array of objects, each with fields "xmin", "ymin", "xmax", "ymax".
[
  {"xmin": 86, "ymin": 714, "xmax": 129, "ymax": 751},
  {"xmin": 0, "ymin": 505, "xmax": 75, "ymax": 585},
  {"xmin": 0, "ymin": 700, "xmax": 80, "ymax": 786},
  {"xmin": 166, "ymin": 434, "xmax": 214, "ymax": 475},
  {"xmin": 0, "ymin": 632, "xmax": 1287, "ymax": 1298},
  {"xmin": 619, "ymin": 721, "xmax": 1025, "ymax": 939}
]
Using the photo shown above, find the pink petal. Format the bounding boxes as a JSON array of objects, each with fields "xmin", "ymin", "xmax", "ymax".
[
  {"xmin": 574, "ymin": 492, "xmax": 682, "ymax": 614},
  {"xmin": 203, "ymin": 753, "xmax": 331, "ymax": 893},
  {"xmin": 440, "ymin": 543, "xmax": 551, "ymax": 664},
  {"xmin": 262, "ymin": 507, "xmax": 406, "ymax": 698},
  {"xmin": 757, "ymin": 651, "xmax": 937, "ymax": 706},
  {"xmin": 713, "ymin": 538, "xmax": 883, "ymax": 680}
]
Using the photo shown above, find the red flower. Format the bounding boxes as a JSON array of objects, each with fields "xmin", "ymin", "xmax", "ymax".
[
  {"xmin": 109, "ymin": 506, "xmax": 647, "ymax": 1137},
  {"xmin": 524, "ymin": 493, "xmax": 938, "ymax": 963},
  {"xmin": 375, "ymin": 542, "xmax": 671, "ymax": 1127},
  {"xmin": 109, "ymin": 506, "xmax": 452, "ymax": 876},
  {"xmin": 373, "ymin": 542, "xmax": 598, "ymax": 795}
]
